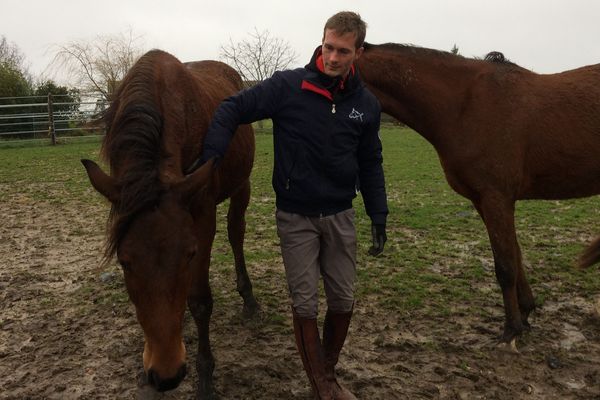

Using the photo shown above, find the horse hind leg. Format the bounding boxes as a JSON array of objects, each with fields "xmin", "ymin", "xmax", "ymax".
[
  {"xmin": 227, "ymin": 180, "xmax": 260, "ymax": 317},
  {"xmin": 516, "ymin": 256, "xmax": 536, "ymax": 330},
  {"xmin": 476, "ymin": 196, "xmax": 527, "ymax": 344}
]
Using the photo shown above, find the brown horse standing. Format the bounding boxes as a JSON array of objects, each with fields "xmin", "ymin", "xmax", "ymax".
[
  {"xmin": 357, "ymin": 43, "xmax": 600, "ymax": 345},
  {"xmin": 82, "ymin": 50, "xmax": 258, "ymax": 397}
]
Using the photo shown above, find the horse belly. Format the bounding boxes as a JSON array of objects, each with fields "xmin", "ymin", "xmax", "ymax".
[
  {"xmin": 525, "ymin": 166, "xmax": 600, "ymax": 200},
  {"xmin": 526, "ymin": 181, "xmax": 600, "ymax": 200}
]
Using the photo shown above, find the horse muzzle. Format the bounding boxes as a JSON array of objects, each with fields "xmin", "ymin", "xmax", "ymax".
[{"xmin": 146, "ymin": 363, "xmax": 187, "ymax": 392}]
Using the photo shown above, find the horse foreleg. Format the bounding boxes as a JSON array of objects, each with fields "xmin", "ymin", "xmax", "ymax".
[
  {"xmin": 189, "ymin": 209, "xmax": 218, "ymax": 400},
  {"xmin": 476, "ymin": 196, "xmax": 526, "ymax": 343},
  {"xmin": 188, "ymin": 272, "xmax": 217, "ymax": 400},
  {"xmin": 227, "ymin": 180, "xmax": 260, "ymax": 317}
]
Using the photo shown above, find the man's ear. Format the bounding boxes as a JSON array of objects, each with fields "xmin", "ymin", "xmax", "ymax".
[{"xmin": 355, "ymin": 46, "xmax": 364, "ymax": 60}]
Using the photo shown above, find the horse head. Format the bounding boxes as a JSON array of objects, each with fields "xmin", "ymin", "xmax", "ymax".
[{"xmin": 82, "ymin": 158, "xmax": 216, "ymax": 392}]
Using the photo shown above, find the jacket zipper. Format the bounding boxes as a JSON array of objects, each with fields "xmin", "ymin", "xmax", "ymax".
[
  {"xmin": 285, "ymin": 147, "xmax": 299, "ymax": 190},
  {"xmin": 331, "ymin": 103, "xmax": 336, "ymax": 113}
]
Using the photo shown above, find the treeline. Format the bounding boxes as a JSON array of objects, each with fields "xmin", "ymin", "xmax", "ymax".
[{"xmin": 1, "ymin": 36, "xmax": 81, "ymax": 137}]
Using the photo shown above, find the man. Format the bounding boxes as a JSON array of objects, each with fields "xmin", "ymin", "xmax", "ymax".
[{"xmin": 198, "ymin": 11, "xmax": 387, "ymax": 400}]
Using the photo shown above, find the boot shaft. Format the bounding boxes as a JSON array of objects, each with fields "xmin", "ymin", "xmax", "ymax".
[
  {"xmin": 323, "ymin": 309, "xmax": 353, "ymax": 373},
  {"xmin": 292, "ymin": 310, "xmax": 334, "ymax": 400},
  {"xmin": 322, "ymin": 310, "xmax": 358, "ymax": 400}
]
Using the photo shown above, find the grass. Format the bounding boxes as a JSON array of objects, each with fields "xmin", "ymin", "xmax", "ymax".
[
  {"xmin": 0, "ymin": 136, "xmax": 104, "ymax": 203},
  {"xmin": 2, "ymin": 125, "xmax": 599, "ymax": 321}
]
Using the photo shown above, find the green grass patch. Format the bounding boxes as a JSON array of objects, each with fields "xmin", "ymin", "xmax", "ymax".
[{"xmin": 4, "ymin": 126, "xmax": 600, "ymax": 321}]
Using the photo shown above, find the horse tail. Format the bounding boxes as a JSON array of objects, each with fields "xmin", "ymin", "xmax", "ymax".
[{"xmin": 578, "ymin": 235, "xmax": 600, "ymax": 268}]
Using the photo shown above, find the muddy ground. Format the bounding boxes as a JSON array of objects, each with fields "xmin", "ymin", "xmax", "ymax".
[{"xmin": 1, "ymin": 193, "xmax": 600, "ymax": 399}]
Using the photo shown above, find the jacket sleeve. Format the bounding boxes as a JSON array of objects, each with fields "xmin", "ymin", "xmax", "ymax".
[
  {"xmin": 357, "ymin": 100, "xmax": 388, "ymax": 225},
  {"xmin": 201, "ymin": 72, "xmax": 284, "ymax": 161}
]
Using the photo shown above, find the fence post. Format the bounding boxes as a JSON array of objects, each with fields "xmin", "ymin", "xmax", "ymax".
[{"xmin": 47, "ymin": 93, "xmax": 56, "ymax": 145}]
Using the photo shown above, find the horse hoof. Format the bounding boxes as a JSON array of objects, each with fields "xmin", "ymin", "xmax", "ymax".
[
  {"xmin": 196, "ymin": 380, "xmax": 219, "ymax": 400},
  {"xmin": 496, "ymin": 338, "xmax": 519, "ymax": 354},
  {"xmin": 196, "ymin": 391, "xmax": 219, "ymax": 400},
  {"xmin": 242, "ymin": 301, "xmax": 261, "ymax": 319}
]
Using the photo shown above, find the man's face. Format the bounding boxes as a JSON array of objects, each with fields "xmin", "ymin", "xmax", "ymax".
[{"xmin": 321, "ymin": 28, "xmax": 363, "ymax": 78}]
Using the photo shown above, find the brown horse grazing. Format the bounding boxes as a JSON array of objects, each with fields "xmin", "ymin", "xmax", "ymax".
[
  {"xmin": 81, "ymin": 49, "xmax": 258, "ymax": 397},
  {"xmin": 357, "ymin": 43, "xmax": 600, "ymax": 345}
]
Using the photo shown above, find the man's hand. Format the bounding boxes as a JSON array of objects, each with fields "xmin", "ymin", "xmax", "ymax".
[
  {"xmin": 185, "ymin": 155, "xmax": 221, "ymax": 175},
  {"xmin": 368, "ymin": 223, "xmax": 387, "ymax": 256}
]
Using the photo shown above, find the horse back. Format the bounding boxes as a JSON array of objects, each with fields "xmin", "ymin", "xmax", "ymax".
[
  {"xmin": 105, "ymin": 50, "xmax": 253, "ymax": 201},
  {"xmin": 521, "ymin": 67, "xmax": 600, "ymax": 198},
  {"xmin": 448, "ymin": 62, "xmax": 600, "ymax": 200}
]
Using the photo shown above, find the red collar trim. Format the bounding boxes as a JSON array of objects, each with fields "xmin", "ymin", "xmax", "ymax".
[
  {"xmin": 301, "ymin": 80, "xmax": 333, "ymax": 101},
  {"xmin": 316, "ymin": 54, "xmax": 325, "ymax": 73},
  {"xmin": 304, "ymin": 49, "xmax": 356, "ymax": 100}
]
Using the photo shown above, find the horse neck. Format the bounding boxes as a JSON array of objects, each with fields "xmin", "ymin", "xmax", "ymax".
[
  {"xmin": 361, "ymin": 49, "xmax": 482, "ymax": 146},
  {"xmin": 159, "ymin": 84, "xmax": 213, "ymax": 184}
]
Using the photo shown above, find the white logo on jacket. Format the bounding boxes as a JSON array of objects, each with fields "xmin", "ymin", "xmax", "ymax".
[{"xmin": 349, "ymin": 108, "xmax": 364, "ymax": 122}]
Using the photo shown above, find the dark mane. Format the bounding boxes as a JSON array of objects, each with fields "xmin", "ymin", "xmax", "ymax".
[
  {"xmin": 364, "ymin": 42, "xmax": 462, "ymax": 60},
  {"xmin": 484, "ymin": 51, "xmax": 518, "ymax": 66},
  {"xmin": 96, "ymin": 52, "xmax": 165, "ymax": 261},
  {"xmin": 363, "ymin": 42, "xmax": 524, "ymax": 69}
]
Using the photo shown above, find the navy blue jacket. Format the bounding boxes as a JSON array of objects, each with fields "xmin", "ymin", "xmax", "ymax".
[{"xmin": 202, "ymin": 47, "xmax": 388, "ymax": 225}]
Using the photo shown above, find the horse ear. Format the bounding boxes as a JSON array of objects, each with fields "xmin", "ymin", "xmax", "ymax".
[
  {"xmin": 174, "ymin": 158, "xmax": 216, "ymax": 202},
  {"xmin": 81, "ymin": 159, "xmax": 120, "ymax": 203}
]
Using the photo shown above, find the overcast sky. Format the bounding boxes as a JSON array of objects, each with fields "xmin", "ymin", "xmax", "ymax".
[{"xmin": 3, "ymin": 0, "xmax": 600, "ymax": 84}]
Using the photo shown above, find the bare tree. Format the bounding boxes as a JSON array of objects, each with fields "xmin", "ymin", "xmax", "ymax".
[
  {"xmin": 220, "ymin": 28, "xmax": 298, "ymax": 87},
  {"xmin": 49, "ymin": 29, "xmax": 146, "ymax": 100}
]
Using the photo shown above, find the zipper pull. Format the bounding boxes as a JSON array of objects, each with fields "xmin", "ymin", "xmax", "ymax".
[
  {"xmin": 331, "ymin": 103, "xmax": 336, "ymax": 114},
  {"xmin": 285, "ymin": 178, "xmax": 290, "ymax": 190}
]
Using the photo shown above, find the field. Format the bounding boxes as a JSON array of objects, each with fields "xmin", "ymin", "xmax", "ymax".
[{"xmin": 1, "ymin": 126, "xmax": 599, "ymax": 399}]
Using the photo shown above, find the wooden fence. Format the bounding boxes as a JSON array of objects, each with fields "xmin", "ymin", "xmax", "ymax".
[{"xmin": 0, "ymin": 93, "xmax": 109, "ymax": 144}]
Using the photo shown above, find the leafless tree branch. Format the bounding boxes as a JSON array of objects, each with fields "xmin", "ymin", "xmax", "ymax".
[
  {"xmin": 220, "ymin": 28, "xmax": 298, "ymax": 87},
  {"xmin": 48, "ymin": 29, "xmax": 146, "ymax": 100}
]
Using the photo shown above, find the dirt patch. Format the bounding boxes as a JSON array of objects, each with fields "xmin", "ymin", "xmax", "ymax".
[{"xmin": 1, "ymin": 195, "xmax": 600, "ymax": 399}]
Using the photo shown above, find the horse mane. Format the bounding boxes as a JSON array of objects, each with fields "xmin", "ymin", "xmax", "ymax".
[
  {"xmin": 95, "ymin": 50, "xmax": 166, "ymax": 261},
  {"xmin": 484, "ymin": 51, "xmax": 518, "ymax": 67},
  {"xmin": 365, "ymin": 42, "xmax": 460, "ymax": 61},
  {"xmin": 363, "ymin": 42, "xmax": 524, "ymax": 70}
]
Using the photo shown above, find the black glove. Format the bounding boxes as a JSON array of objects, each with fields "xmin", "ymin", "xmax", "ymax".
[
  {"xmin": 368, "ymin": 223, "xmax": 387, "ymax": 256},
  {"xmin": 185, "ymin": 155, "xmax": 221, "ymax": 175}
]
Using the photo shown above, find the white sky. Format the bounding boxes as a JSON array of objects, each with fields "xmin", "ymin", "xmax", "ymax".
[{"xmin": 3, "ymin": 0, "xmax": 600, "ymax": 85}]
